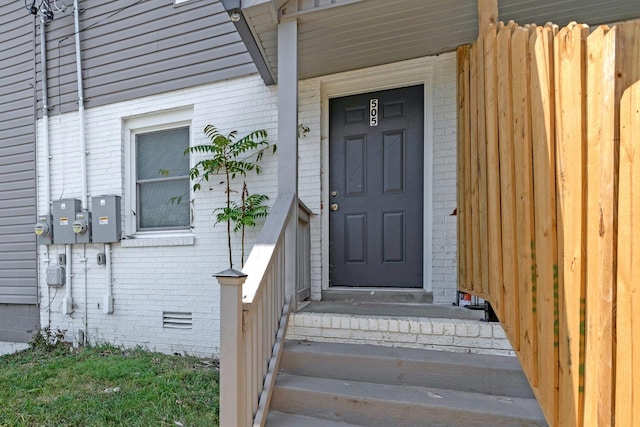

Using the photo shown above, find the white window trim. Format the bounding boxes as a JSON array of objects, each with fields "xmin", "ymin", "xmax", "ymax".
[{"xmin": 123, "ymin": 107, "xmax": 195, "ymax": 241}]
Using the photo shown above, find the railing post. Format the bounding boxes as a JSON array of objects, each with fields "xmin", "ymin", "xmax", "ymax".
[{"xmin": 216, "ymin": 268, "xmax": 248, "ymax": 427}]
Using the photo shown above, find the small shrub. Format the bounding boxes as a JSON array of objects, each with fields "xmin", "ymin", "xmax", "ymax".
[{"xmin": 29, "ymin": 326, "xmax": 68, "ymax": 352}]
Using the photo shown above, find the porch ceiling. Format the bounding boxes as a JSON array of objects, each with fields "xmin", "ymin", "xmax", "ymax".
[{"xmin": 232, "ymin": 0, "xmax": 640, "ymax": 84}]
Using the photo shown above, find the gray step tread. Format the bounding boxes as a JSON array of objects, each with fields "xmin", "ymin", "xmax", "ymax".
[
  {"xmin": 284, "ymin": 340, "xmax": 522, "ymax": 371},
  {"xmin": 281, "ymin": 340, "xmax": 534, "ymax": 398},
  {"xmin": 272, "ymin": 373, "xmax": 547, "ymax": 427},
  {"xmin": 267, "ymin": 411, "xmax": 365, "ymax": 427}
]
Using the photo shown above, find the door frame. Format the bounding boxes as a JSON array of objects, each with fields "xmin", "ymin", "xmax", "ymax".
[{"xmin": 320, "ymin": 58, "xmax": 435, "ymax": 292}]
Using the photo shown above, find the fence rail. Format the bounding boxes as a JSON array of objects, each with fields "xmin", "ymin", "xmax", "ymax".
[{"xmin": 457, "ymin": 19, "xmax": 640, "ymax": 427}]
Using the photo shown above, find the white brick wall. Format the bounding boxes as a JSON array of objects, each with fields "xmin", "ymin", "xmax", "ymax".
[
  {"xmin": 298, "ymin": 79, "xmax": 323, "ymax": 300},
  {"xmin": 431, "ymin": 52, "xmax": 459, "ymax": 304},
  {"xmin": 36, "ymin": 52, "xmax": 460, "ymax": 356},
  {"xmin": 38, "ymin": 73, "xmax": 279, "ymax": 357}
]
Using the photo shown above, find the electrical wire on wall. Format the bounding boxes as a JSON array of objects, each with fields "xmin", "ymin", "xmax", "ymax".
[{"xmin": 26, "ymin": 0, "xmax": 54, "ymax": 22}]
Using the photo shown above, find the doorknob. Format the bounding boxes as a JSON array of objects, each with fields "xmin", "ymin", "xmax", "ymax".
[
  {"xmin": 330, "ymin": 203, "xmax": 339, "ymax": 211},
  {"xmin": 331, "ymin": 191, "xmax": 338, "ymax": 197}
]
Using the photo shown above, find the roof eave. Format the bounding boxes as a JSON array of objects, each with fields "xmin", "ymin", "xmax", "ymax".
[{"xmin": 221, "ymin": 0, "xmax": 276, "ymax": 85}]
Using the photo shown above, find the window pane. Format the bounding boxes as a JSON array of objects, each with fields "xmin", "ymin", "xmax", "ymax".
[
  {"xmin": 138, "ymin": 179, "xmax": 190, "ymax": 229},
  {"xmin": 137, "ymin": 127, "xmax": 189, "ymax": 180}
]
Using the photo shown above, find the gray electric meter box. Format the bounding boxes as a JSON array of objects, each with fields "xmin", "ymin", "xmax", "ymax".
[
  {"xmin": 52, "ymin": 199, "xmax": 81, "ymax": 244},
  {"xmin": 91, "ymin": 195, "xmax": 121, "ymax": 243},
  {"xmin": 73, "ymin": 210, "xmax": 92, "ymax": 244},
  {"xmin": 35, "ymin": 214, "xmax": 53, "ymax": 245}
]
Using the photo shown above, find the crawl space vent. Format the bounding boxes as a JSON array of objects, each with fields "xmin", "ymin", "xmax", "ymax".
[{"xmin": 162, "ymin": 311, "xmax": 193, "ymax": 329}]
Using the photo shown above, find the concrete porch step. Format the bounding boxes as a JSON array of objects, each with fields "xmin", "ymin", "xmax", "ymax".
[
  {"xmin": 270, "ymin": 373, "xmax": 546, "ymax": 427},
  {"xmin": 266, "ymin": 340, "xmax": 546, "ymax": 427},
  {"xmin": 266, "ymin": 412, "xmax": 365, "ymax": 427},
  {"xmin": 288, "ymin": 303, "xmax": 514, "ymax": 356},
  {"xmin": 280, "ymin": 340, "xmax": 534, "ymax": 398}
]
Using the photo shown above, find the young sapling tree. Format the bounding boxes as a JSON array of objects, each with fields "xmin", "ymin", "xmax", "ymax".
[{"xmin": 187, "ymin": 125, "xmax": 275, "ymax": 268}]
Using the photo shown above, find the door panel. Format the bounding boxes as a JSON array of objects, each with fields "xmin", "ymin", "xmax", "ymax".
[
  {"xmin": 345, "ymin": 136, "xmax": 366, "ymax": 196},
  {"xmin": 345, "ymin": 214, "xmax": 367, "ymax": 263},
  {"xmin": 383, "ymin": 211, "xmax": 405, "ymax": 262},
  {"xmin": 329, "ymin": 85, "xmax": 424, "ymax": 287},
  {"xmin": 383, "ymin": 131, "xmax": 405, "ymax": 193}
]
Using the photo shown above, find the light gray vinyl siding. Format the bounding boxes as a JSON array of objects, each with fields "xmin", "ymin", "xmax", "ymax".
[
  {"xmin": 38, "ymin": 0, "xmax": 256, "ymax": 115},
  {"xmin": 0, "ymin": 3, "xmax": 38, "ymax": 305}
]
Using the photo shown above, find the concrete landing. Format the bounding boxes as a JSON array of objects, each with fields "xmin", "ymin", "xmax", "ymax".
[{"xmin": 301, "ymin": 301, "xmax": 485, "ymax": 320}]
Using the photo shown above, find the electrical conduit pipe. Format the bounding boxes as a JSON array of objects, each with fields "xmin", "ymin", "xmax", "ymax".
[
  {"xmin": 39, "ymin": 12, "xmax": 52, "ymax": 325},
  {"xmin": 73, "ymin": 0, "xmax": 91, "ymax": 341}
]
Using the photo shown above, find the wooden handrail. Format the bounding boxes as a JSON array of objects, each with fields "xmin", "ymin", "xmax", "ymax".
[
  {"xmin": 242, "ymin": 194, "xmax": 295, "ymax": 303},
  {"xmin": 218, "ymin": 193, "xmax": 298, "ymax": 427}
]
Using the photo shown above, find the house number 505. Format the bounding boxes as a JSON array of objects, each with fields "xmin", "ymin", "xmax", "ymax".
[{"xmin": 370, "ymin": 98, "xmax": 378, "ymax": 127}]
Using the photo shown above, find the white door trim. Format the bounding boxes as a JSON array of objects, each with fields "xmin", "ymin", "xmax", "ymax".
[{"xmin": 319, "ymin": 57, "xmax": 434, "ymax": 292}]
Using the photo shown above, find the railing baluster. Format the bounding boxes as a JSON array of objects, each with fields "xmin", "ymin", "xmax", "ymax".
[{"xmin": 248, "ymin": 312, "xmax": 254, "ymax": 425}]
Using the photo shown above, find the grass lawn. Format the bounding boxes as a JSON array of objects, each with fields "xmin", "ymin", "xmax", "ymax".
[{"xmin": 0, "ymin": 341, "xmax": 219, "ymax": 427}]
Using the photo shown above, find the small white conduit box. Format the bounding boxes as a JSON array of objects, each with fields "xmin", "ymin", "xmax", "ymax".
[
  {"xmin": 46, "ymin": 264, "xmax": 65, "ymax": 287},
  {"xmin": 91, "ymin": 195, "xmax": 121, "ymax": 243}
]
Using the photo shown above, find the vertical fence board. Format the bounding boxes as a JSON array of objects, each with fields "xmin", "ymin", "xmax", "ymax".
[
  {"xmin": 470, "ymin": 44, "xmax": 481, "ymax": 294},
  {"xmin": 463, "ymin": 46, "xmax": 474, "ymax": 295},
  {"xmin": 457, "ymin": 46, "xmax": 470, "ymax": 292},
  {"xmin": 584, "ymin": 25, "xmax": 616, "ymax": 427},
  {"xmin": 484, "ymin": 24, "xmax": 504, "ymax": 320},
  {"xmin": 496, "ymin": 22, "xmax": 520, "ymax": 350},
  {"xmin": 614, "ymin": 21, "xmax": 640, "ymax": 427},
  {"xmin": 554, "ymin": 22, "xmax": 589, "ymax": 427},
  {"xmin": 512, "ymin": 25, "xmax": 538, "ymax": 385},
  {"xmin": 530, "ymin": 24, "xmax": 559, "ymax": 425},
  {"xmin": 476, "ymin": 33, "xmax": 489, "ymax": 299},
  {"xmin": 615, "ymin": 80, "xmax": 640, "ymax": 427}
]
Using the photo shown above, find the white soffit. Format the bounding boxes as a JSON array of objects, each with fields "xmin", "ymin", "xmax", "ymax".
[{"xmin": 241, "ymin": 0, "xmax": 640, "ymax": 82}]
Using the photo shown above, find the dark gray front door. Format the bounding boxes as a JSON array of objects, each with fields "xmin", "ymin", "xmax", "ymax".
[{"xmin": 329, "ymin": 85, "xmax": 424, "ymax": 287}]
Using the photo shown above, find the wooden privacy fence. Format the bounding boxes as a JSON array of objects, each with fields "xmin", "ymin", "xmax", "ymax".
[{"xmin": 457, "ymin": 20, "xmax": 640, "ymax": 427}]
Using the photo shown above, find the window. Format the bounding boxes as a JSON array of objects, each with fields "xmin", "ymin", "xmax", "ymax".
[
  {"xmin": 124, "ymin": 108, "xmax": 193, "ymax": 236},
  {"xmin": 135, "ymin": 127, "xmax": 190, "ymax": 231}
]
